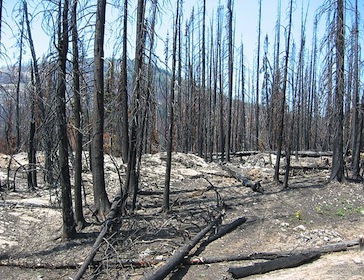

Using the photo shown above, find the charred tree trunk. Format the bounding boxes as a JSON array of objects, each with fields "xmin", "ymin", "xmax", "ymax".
[
  {"xmin": 330, "ymin": 0, "xmax": 345, "ymax": 182},
  {"xmin": 274, "ymin": 0, "xmax": 293, "ymax": 183},
  {"xmin": 123, "ymin": 0, "xmax": 145, "ymax": 212},
  {"xmin": 71, "ymin": 0, "xmax": 86, "ymax": 228},
  {"xmin": 351, "ymin": 0, "xmax": 361, "ymax": 179},
  {"xmin": 91, "ymin": 0, "xmax": 111, "ymax": 216},
  {"xmin": 225, "ymin": 0, "xmax": 233, "ymax": 161},
  {"xmin": 118, "ymin": 0, "xmax": 129, "ymax": 163},
  {"xmin": 163, "ymin": 0, "xmax": 180, "ymax": 212},
  {"xmin": 57, "ymin": 0, "xmax": 76, "ymax": 239}
]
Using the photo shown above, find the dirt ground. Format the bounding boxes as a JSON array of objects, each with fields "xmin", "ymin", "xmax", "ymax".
[{"xmin": 0, "ymin": 152, "xmax": 364, "ymax": 279}]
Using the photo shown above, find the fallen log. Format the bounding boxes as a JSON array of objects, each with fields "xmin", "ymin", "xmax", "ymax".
[
  {"xmin": 0, "ymin": 260, "xmax": 79, "ymax": 269},
  {"xmin": 142, "ymin": 213, "xmax": 223, "ymax": 280},
  {"xmin": 289, "ymin": 164, "xmax": 330, "ymax": 171},
  {"xmin": 186, "ymin": 252, "xmax": 285, "ymax": 265},
  {"xmin": 187, "ymin": 239, "xmax": 359, "ymax": 265},
  {"xmin": 294, "ymin": 151, "xmax": 332, "ymax": 158},
  {"xmin": 228, "ymin": 251, "xmax": 321, "ymax": 278},
  {"xmin": 221, "ymin": 164, "xmax": 264, "ymax": 194},
  {"xmin": 73, "ymin": 195, "xmax": 122, "ymax": 280}
]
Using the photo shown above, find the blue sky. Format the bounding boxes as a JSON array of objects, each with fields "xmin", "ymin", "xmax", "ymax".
[{"xmin": 0, "ymin": 0, "xmax": 362, "ymax": 71}]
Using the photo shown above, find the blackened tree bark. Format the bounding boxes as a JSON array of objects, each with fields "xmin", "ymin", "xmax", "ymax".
[
  {"xmin": 28, "ymin": 67, "xmax": 37, "ymax": 191},
  {"xmin": 24, "ymin": 1, "xmax": 38, "ymax": 191},
  {"xmin": 198, "ymin": 0, "xmax": 206, "ymax": 158},
  {"xmin": 163, "ymin": 0, "xmax": 180, "ymax": 212},
  {"xmin": 92, "ymin": 0, "xmax": 111, "ymax": 216},
  {"xmin": 255, "ymin": 0, "xmax": 262, "ymax": 151},
  {"xmin": 24, "ymin": 0, "xmax": 54, "ymax": 189},
  {"xmin": 71, "ymin": 0, "xmax": 86, "ymax": 229},
  {"xmin": 118, "ymin": 0, "xmax": 129, "ymax": 163},
  {"xmin": 274, "ymin": 0, "xmax": 293, "ymax": 183},
  {"xmin": 0, "ymin": 0, "xmax": 2, "ymax": 48},
  {"xmin": 330, "ymin": 0, "xmax": 345, "ymax": 182},
  {"xmin": 123, "ymin": 0, "xmax": 145, "ymax": 212},
  {"xmin": 225, "ymin": 0, "xmax": 233, "ymax": 161},
  {"xmin": 57, "ymin": 0, "xmax": 76, "ymax": 239},
  {"xmin": 240, "ymin": 43, "xmax": 247, "ymax": 150},
  {"xmin": 351, "ymin": 0, "xmax": 361, "ymax": 179},
  {"xmin": 15, "ymin": 11, "xmax": 24, "ymax": 151}
]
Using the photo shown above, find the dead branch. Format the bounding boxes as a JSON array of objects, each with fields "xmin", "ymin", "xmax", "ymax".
[
  {"xmin": 142, "ymin": 212, "xmax": 224, "ymax": 280},
  {"xmin": 73, "ymin": 195, "xmax": 122, "ymax": 280},
  {"xmin": 228, "ymin": 251, "xmax": 321, "ymax": 278}
]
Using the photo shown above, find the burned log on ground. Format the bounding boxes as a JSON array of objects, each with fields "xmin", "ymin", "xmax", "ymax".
[
  {"xmin": 142, "ymin": 213, "xmax": 223, "ymax": 280},
  {"xmin": 221, "ymin": 164, "xmax": 264, "ymax": 194},
  {"xmin": 186, "ymin": 239, "xmax": 359, "ymax": 265},
  {"xmin": 73, "ymin": 195, "xmax": 121, "ymax": 280},
  {"xmin": 228, "ymin": 251, "xmax": 321, "ymax": 278}
]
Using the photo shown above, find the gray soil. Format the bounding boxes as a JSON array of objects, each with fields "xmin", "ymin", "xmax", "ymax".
[{"xmin": 0, "ymin": 152, "xmax": 364, "ymax": 279}]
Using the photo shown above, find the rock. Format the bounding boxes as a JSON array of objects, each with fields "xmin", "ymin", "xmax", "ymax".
[
  {"xmin": 294, "ymin": 225, "xmax": 306, "ymax": 231},
  {"xmin": 353, "ymin": 258, "xmax": 363, "ymax": 265},
  {"xmin": 155, "ymin": 255, "xmax": 164, "ymax": 261}
]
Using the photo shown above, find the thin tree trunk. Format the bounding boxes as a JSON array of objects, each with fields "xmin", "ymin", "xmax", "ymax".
[
  {"xmin": 123, "ymin": 0, "xmax": 145, "ymax": 212},
  {"xmin": 163, "ymin": 0, "xmax": 180, "ymax": 212},
  {"xmin": 225, "ymin": 0, "xmax": 233, "ymax": 161},
  {"xmin": 71, "ymin": 0, "xmax": 86, "ymax": 228},
  {"xmin": 198, "ymin": 0, "xmax": 206, "ymax": 158},
  {"xmin": 330, "ymin": 0, "xmax": 345, "ymax": 182},
  {"xmin": 15, "ymin": 11, "xmax": 24, "ymax": 151},
  {"xmin": 118, "ymin": 0, "xmax": 129, "ymax": 163},
  {"xmin": 92, "ymin": 0, "xmax": 111, "ymax": 216},
  {"xmin": 274, "ymin": 0, "xmax": 293, "ymax": 183},
  {"xmin": 255, "ymin": 0, "xmax": 262, "ymax": 151},
  {"xmin": 57, "ymin": 0, "xmax": 76, "ymax": 240},
  {"xmin": 28, "ymin": 68, "xmax": 37, "ymax": 191},
  {"xmin": 351, "ymin": 0, "xmax": 361, "ymax": 179}
]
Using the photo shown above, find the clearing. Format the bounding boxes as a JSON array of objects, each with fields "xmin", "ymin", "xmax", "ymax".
[{"xmin": 0, "ymin": 152, "xmax": 363, "ymax": 279}]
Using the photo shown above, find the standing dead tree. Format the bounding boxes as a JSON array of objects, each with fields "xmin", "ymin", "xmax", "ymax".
[
  {"xmin": 274, "ymin": 0, "xmax": 293, "ymax": 184},
  {"xmin": 91, "ymin": 0, "xmax": 111, "ymax": 216},
  {"xmin": 71, "ymin": 0, "xmax": 86, "ymax": 229},
  {"xmin": 163, "ymin": 0, "xmax": 180, "ymax": 212},
  {"xmin": 56, "ymin": 0, "xmax": 76, "ymax": 240},
  {"xmin": 330, "ymin": 0, "xmax": 345, "ymax": 182}
]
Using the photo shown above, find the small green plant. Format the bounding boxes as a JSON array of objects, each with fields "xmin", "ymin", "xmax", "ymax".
[
  {"xmin": 335, "ymin": 208, "xmax": 346, "ymax": 217},
  {"xmin": 295, "ymin": 210, "xmax": 302, "ymax": 220},
  {"xmin": 316, "ymin": 206, "xmax": 323, "ymax": 214},
  {"xmin": 354, "ymin": 207, "xmax": 364, "ymax": 214}
]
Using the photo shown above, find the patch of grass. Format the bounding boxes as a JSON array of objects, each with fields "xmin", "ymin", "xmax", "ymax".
[
  {"xmin": 335, "ymin": 208, "xmax": 346, "ymax": 217},
  {"xmin": 315, "ymin": 201, "xmax": 364, "ymax": 217},
  {"xmin": 315, "ymin": 204, "xmax": 331, "ymax": 215}
]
